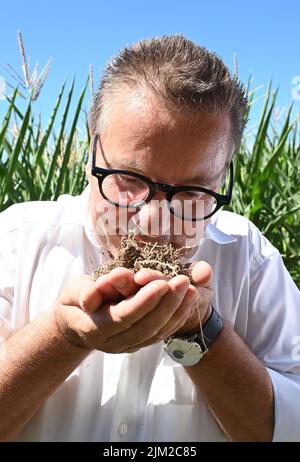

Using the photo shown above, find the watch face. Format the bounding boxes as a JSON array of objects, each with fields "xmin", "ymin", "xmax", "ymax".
[{"xmin": 164, "ymin": 338, "xmax": 204, "ymax": 366}]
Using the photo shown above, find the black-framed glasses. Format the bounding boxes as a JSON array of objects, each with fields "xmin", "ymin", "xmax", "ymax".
[{"xmin": 91, "ymin": 135, "xmax": 234, "ymax": 222}]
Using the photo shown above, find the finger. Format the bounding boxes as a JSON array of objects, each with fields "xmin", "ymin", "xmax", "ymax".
[
  {"xmin": 136, "ymin": 288, "xmax": 197, "ymax": 349},
  {"xmin": 104, "ymin": 275, "xmax": 190, "ymax": 347},
  {"xmin": 60, "ymin": 275, "xmax": 104, "ymax": 313},
  {"xmin": 134, "ymin": 268, "xmax": 167, "ymax": 286},
  {"xmin": 107, "ymin": 267, "xmax": 140, "ymax": 298},
  {"xmin": 101, "ymin": 279, "xmax": 170, "ymax": 331},
  {"xmin": 190, "ymin": 261, "xmax": 213, "ymax": 288},
  {"xmin": 77, "ymin": 269, "xmax": 138, "ymax": 313},
  {"xmin": 132, "ymin": 285, "xmax": 196, "ymax": 348},
  {"xmin": 94, "ymin": 274, "xmax": 124, "ymax": 303},
  {"xmin": 120, "ymin": 304, "xmax": 189, "ymax": 353},
  {"xmin": 164, "ymin": 285, "xmax": 198, "ymax": 335}
]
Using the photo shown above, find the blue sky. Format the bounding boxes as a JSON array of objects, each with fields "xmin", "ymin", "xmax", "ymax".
[{"xmin": 0, "ymin": 0, "xmax": 299, "ymax": 133}]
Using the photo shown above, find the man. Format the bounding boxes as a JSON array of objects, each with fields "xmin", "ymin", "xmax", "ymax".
[{"xmin": 0, "ymin": 35, "xmax": 299, "ymax": 442}]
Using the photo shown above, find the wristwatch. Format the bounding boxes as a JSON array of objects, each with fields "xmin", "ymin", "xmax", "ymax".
[{"xmin": 164, "ymin": 306, "xmax": 224, "ymax": 366}]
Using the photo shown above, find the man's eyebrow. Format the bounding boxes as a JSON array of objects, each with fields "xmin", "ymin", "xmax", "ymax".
[
  {"xmin": 99, "ymin": 139, "xmax": 227, "ymax": 186},
  {"xmin": 183, "ymin": 167, "xmax": 227, "ymax": 186},
  {"xmin": 111, "ymin": 159, "xmax": 142, "ymax": 171}
]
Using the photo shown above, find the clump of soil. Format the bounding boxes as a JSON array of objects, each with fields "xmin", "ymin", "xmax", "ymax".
[{"xmin": 93, "ymin": 232, "xmax": 191, "ymax": 280}]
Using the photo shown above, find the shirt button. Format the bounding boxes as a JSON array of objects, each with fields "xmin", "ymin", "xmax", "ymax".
[{"xmin": 118, "ymin": 423, "xmax": 128, "ymax": 435}]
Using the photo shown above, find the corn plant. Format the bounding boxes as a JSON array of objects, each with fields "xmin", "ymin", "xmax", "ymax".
[
  {"xmin": 226, "ymin": 83, "xmax": 300, "ymax": 286},
  {"xmin": 2, "ymin": 31, "xmax": 51, "ymax": 101},
  {"xmin": 0, "ymin": 80, "xmax": 89, "ymax": 209}
]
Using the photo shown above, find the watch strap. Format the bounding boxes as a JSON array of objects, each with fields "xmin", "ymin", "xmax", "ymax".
[
  {"xmin": 201, "ymin": 306, "xmax": 224, "ymax": 347},
  {"xmin": 184, "ymin": 306, "xmax": 223, "ymax": 351}
]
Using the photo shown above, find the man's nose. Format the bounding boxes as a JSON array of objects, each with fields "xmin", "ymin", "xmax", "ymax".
[{"xmin": 132, "ymin": 191, "xmax": 171, "ymax": 236}]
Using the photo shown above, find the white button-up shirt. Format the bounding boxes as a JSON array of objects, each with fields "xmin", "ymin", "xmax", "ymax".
[{"xmin": 0, "ymin": 187, "xmax": 300, "ymax": 442}]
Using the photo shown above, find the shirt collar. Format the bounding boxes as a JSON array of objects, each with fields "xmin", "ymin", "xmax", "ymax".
[{"xmin": 204, "ymin": 221, "xmax": 237, "ymax": 245}]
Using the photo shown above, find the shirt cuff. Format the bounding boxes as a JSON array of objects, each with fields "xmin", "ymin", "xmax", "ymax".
[{"xmin": 267, "ymin": 367, "xmax": 300, "ymax": 442}]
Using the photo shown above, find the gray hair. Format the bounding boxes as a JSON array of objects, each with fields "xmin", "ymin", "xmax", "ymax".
[{"xmin": 89, "ymin": 34, "xmax": 248, "ymax": 151}]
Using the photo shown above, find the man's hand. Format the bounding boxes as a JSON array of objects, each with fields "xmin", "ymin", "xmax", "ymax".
[
  {"xmin": 54, "ymin": 261, "xmax": 213, "ymax": 354},
  {"xmin": 134, "ymin": 261, "xmax": 213, "ymax": 335}
]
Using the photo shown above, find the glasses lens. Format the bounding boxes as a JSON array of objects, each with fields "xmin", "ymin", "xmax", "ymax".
[
  {"xmin": 170, "ymin": 190, "xmax": 218, "ymax": 220},
  {"xmin": 101, "ymin": 173, "xmax": 150, "ymax": 207}
]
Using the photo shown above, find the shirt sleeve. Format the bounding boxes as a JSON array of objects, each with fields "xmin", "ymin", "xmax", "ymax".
[
  {"xmin": 245, "ymin": 244, "xmax": 300, "ymax": 442},
  {"xmin": 0, "ymin": 207, "xmax": 19, "ymax": 345}
]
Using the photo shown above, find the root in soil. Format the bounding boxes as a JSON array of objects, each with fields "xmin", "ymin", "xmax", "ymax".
[{"xmin": 93, "ymin": 232, "xmax": 192, "ymax": 280}]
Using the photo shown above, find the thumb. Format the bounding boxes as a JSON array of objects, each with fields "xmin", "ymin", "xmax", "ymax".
[
  {"xmin": 190, "ymin": 261, "xmax": 213, "ymax": 288},
  {"xmin": 60, "ymin": 275, "xmax": 104, "ymax": 313}
]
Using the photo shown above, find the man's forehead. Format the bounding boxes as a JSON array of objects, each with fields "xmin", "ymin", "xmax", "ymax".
[
  {"xmin": 101, "ymin": 85, "xmax": 232, "ymax": 144},
  {"xmin": 99, "ymin": 87, "xmax": 232, "ymax": 184},
  {"xmin": 101, "ymin": 144, "xmax": 227, "ymax": 187}
]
